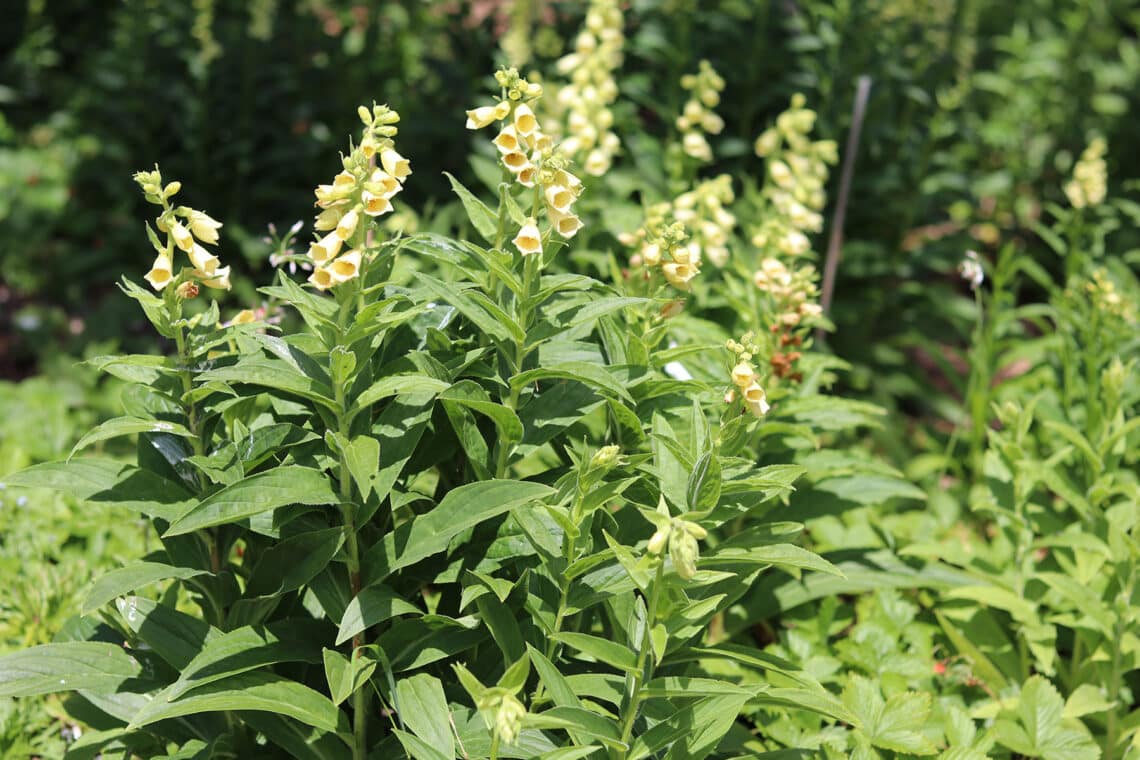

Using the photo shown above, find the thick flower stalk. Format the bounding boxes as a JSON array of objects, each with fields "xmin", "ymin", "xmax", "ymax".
[
  {"xmin": 673, "ymin": 174, "xmax": 737, "ymax": 267},
  {"xmin": 677, "ymin": 60, "xmax": 726, "ymax": 162},
  {"xmin": 1064, "ymin": 137, "xmax": 1107, "ymax": 209},
  {"xmin": 725, "ymin": 333, "xmax": 770, "ymax": 418},
  {"xmin": 748, "ymin": 94, "xmax": 836, "ymax": 335},
  {"xmin": 307, "ymin": 103, "xmax": 410, "ymax": 290},
  {"xmin": 133, "ymin": 167, "xmax": 229, "ymax": 292},
  {"xmin": 545, "ymin": 0, "xmax": 625, "ymax": 176},
  {"xmin": 467, "ymin": 67, "xmax": 585, "ymax": 255}
]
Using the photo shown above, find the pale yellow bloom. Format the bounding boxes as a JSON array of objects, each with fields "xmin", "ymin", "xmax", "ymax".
[
  {"xmin": 232, "ymin": 309, "xmax": 257, "ymax": 324},
  {"xmin": 199, "ymin": 265, "xmax": 232, "ymax": 291},
  {"xmin": 187, "ymin": 242, "xmax": 219, "ymax": 275},
  {"xmin": 367, "ymin": 169, "xmax": 400, "ymax": 196},
  {"xmin": 171, "ymin": 221, "xmax": 195, "ymax": 252},
  {"xmin": 362, "ymin": 190, "xmax": 393, "ymax": 217},
  {"xmin": 329, "ymin": 249, "xmax": 362, "ymax": 284},
  {"xmin": 743, "ymin": 382, "xmax": 770, "ymax": 417},
  {"xmin": 493, "ymin": 126, "xmax": 521, "ymax": 154},
  {"xmin": 380, "ymin": 149, "xmax": 411, "ymax": 182},
  {"xmin": 548, "ymin": 209, "xmax": 583, "ymax": 239},
  {"xmin": 513, "ymin": 218, "xmax": 542, "ymax": 256},
  {"xmin": 662, "ymin": 261, "xmax": 698, "ymax": 290},
  {"xmin": 145, "ymin": 253, "xmax": 174, "ymax": 290},
  {"xmin": 517, "ymin": 164, "xmax": 537, "ymax": 187},
  {"xmin": 502, "ymin": 151, "xmax": 529, "ymax": 173},
  {"xmin": 466, "ymin": 105, "xmax": 500, "ymax": 129},
  {"xmin": 731, "ymin": 362, "xmax": 755, "ymax": 388},
  {"xmin": 544, "ymin": 184, "xmax": 574, "ymax": 213},
  {"xmin": 682, "ymin": 132, "xmax": 712, "ymax": 161},
  {"xmin": 309, "ymin": 267, "xmax": 335, "ymax": 291},
  {"xmin": 513, "ymin": 103, "xmax": 538, "ymax": 136},
  {"xmin": 314, "ymin": 206, "xmax": 344, "ymax": 231},
  {"xmin": 309, "ymin": 229, "xmax": 344, "ymax": 264},
  {"xmin": 335, "ymin": 207, "xmax": 360, "ymax": 240},
  {"xmin": 187, "ymin": 210, "xmax": 222, "ymax": 244}
]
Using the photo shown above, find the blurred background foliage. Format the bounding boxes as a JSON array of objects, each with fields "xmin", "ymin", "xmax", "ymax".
[{"xmin": 3, "ymin": 0, "xmax": 1139, "ymax": 399}]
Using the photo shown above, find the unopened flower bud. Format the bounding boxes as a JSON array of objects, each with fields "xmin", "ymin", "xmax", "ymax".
[
  {"xmin": 647, "ymin": 527, "xmax": 669, "ymax": 556},
  {"xmin": 175, "ymin": 281, "xmax": 199, "ymax": 300}
]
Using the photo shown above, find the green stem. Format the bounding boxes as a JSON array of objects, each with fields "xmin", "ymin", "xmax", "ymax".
[
  {"xmin": 490, "ymin": 733, "xmax": 501, "ymax": 760},
  {"xmin": 495, "ymin": 248, "xmax": 540, "ymax": 478},
  {"xmin": 616, "ymin": 560, "xmax": 665, "ymax": 756}
]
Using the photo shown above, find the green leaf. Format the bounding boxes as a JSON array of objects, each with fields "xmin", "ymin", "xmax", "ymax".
[
  {"xmin": 119, "ymin": 596, "xmax": 221, "ymax": 669},
  {"xmin": 998, "ymin": 675, "xmax": 1100, "ymax": 760},
  {"xmin": 524, "ymin": 706, "xmax": 623, "ymax": 747},
  {"xmin": 198, "ymin": 359, "xmax": 336, "ymax": 410},
  {"xmin": 168, "ymin": 622, "xmax": 325, "ymax": 699},
  {"xmin": 362, "ymin": 480, "xmax": 554, "ymax": 583},
  {"xmin": 548, "ymin": 632, "xmax": 637, "ymax": 672},
  {"xmin": 84, "ymin": 562, "xmax": 209, "ymax": 615},
  {"xmin": 164, "ymin": 467, "xmax": 339, "ymax": 536},
  {"xmin": 1, "ymin": 459, "xmax": 194, "ymax": 521},
  {"xmin": 323, "ymin": 648, "xmax": 376, "ymax": 706},
  {"xmin": 685, "ymin": 451, "xmax": 722, "ymax": 513},
  {"xmin": 87, "ymin": 353, "xmax": 174, "ymax": 383},
  {"xmin": 1063, "ymin": 684, "xmax": 1115, "ymax": 719},
  {"xmin": 842, "ymin": 676, "xmax": 937, "ymax": 755},
  {"xmin": 0, "ymin": 642, "xmax": 144, "ymax": 698},
  {"xmin": 70, "ymin": 416, "xmax": 193, "ymax": 459},
  {"xmin": 351, "ymin": 375, "xmax": 450, "ymax": 413},
  {"xmin": 440, "ymin": 380, "xmax": 524, "ymax": 443},
  {"xmin": 445, "ymin": 171, "xmax": 498, "ymax": 242},
  {"xmin": 417, "ymin": 274, "xmax": 511, "ymax": 342},
  {"xmin": 128, "ymin": 672, "xmax": 345, "ymax": 734},
  {"xmin": 244, "ymin": 528, "xmax": 345, "ymax": 598},
  {"xmin": 628, "ymin": 694, "xmax": 750, "ymax": 760},
  {"xmin": 512, "ymin": 362, "xmax": 634, "ymax": 403},
  {"xmin": 396, "ymin": 674, "xmax": 454, "ymax": 758},
  {"xmin": 703, "ymin": 543, "xmax": 844, "ymax": 577},
  {"xmin": 336, "ymin": 583, "xmax": 421, "ymax": 645},
  {"xmin": 393, "ymin": 729, "xmax": 453, "ymax": 760}
]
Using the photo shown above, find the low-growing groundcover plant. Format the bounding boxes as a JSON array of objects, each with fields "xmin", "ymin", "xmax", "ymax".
[{"xmin": 0, "ymin": 80, "xmax": 893, "ymax": 758}]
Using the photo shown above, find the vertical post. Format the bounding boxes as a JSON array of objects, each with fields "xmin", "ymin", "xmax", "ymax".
[{"xmin": 818, "ymin": 75, "xmax": 873, "ymax": 337}]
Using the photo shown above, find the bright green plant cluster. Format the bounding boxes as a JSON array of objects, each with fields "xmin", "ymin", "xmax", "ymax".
[{"xmin": 0, "ymin": 70, "xmax": 875, "ymax": 758}]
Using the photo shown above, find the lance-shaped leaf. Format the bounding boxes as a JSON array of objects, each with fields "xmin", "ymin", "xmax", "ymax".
[
  {"xmin": 70, "ymin": 417, "xmax": 193, "ymax": 459},
  {"xmin": 84, "ymin": 562, "xmax": 210, "ymax": 614},
  {"xmin": 0, "ymin": 642, "xmax": 146, "ymax": 698},
  {"xmin": 198, "ymin": 359, "xmax": 337, "ymax": 410},
  {"xmin": 128, "ymin": 672, "xmax": 346, "ymax": 734},
  {"xmin": 336, "ymin": 583, "xmax": 421, "ymax": 645},
  {"xmin": 164, "ymin": 467, "xmax": 339, "ymax": 536}
]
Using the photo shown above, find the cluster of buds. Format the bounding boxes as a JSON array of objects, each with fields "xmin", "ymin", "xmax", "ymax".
[
  {"xmin": 752, "ymin": 94, "xmax": 837, "ymax": 256},
  {"xmin": 726, "ymin": 334, "xmax": 770, "ymax": 418},
  {"xmin": 677, "ymin": 60, "xmax": 726, "ymax": 162},
  {"xmin": 307, "ymin": 103, "xmax": 410, "ymax": 291},
  {"xmin": 1064, "ymin": 137, "xmax": 1107, "ymax": 209},
  {"xmin": 620, "ymin": 205, "xmax": 700, "ymax": 291},
  {"xmin": 134, "ymin": 167, "xmax": 229, "ymax": 293},
  {"xmin": 673, "ymin": 175, "xmax": 736, "ymax": 267},
  {"xmin": 644, "ymin": 499, "xmax": 708, "ymax": 581},
  {"xmin": 479, "ymin": 691, "xmax": 526, "ymax": 745},
  {"xmin": 1084, "ymin": 268, "xmax": 1135, "ymax": 323},
  {"xmin": 546, "ymin": 0, "xmax": 624, "ymax": 176},
  {"xmin": 468, "ymin": 68, "xmax": 585, "ymax": 257},
  {"xmin": 752, "ymin": 257, "xmax": 822, "ymax": 328}
]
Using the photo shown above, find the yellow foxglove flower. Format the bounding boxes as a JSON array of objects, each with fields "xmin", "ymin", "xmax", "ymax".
[
  {"xmin": 466, "ymin": 105, "xmax": 500, "ymax": 130},
  {"xmin": 642, "ymin": 242, "xmax": 662, "ymax": 266},
  {"xmin": 493, "ymin": 100, "xmax": 511, "ymax": 120},
  {"xmin": 309, "ymin": 229, "xmax": 344, "ymax": 264},
  {"xmin": 380, "ymin": 149, "xmax": 411, "ymax": 182},
  {"xmin": 513, "ymin": 103, "xmax": 538, "ymax": 136},
  {"xmin": 493, "ymin": 125, "xmax": 521, "ymax": 154},
  {"xmin": 513, "ymin": 218, "xmax": 542, "ymax": 256},
  {"xmin": 188, "ymin": 242, "xmax": 219, "ymax": 275},
  {"xmin": 662, "ymin": 261, "xmax": 698, "ymax": 291},
  {"xmin": 517, "ymin": 164, "xmax": 537, "ymax": 187},
  {"xmin": 544, "ymin": 184, "xmax": 574, "ymax": 213},
  {"xmin": 145, "ymin": 253, "xmax": 174, "ymax": 291},
  {"xmin": 232, "ymin": 309, "xmax": 257, "ymax": 324},
  {"xmin": 335, "ymin": 207, "xmax": 360, "ymax": 240},
  {"xmin": 743, "ymin": 382, "xmax": 770, "ymax": 417},
  {"xmin": 362, "ymin": 190, "xmax": 393, "ymax": 217},
  {"xmin": 186, "ymin": 210, "xmax": 222, "ymax": 244},
  {"xmin": 548, "ymin": 209, "xmax": 583, "ymax": 239},
  {"xmin": 171, "ymin": 221, "xmax": 195, "ymax": 252},
  {"xmin": 731, "ymin": 362, "xmax": 755, "ymax": 388},
  {"xmin": 333, "ymin": 171, "xmax": 355, "ymax": 188},
  {"xmin": 309, "ymin": 266, "xmax": 335, "ymax": 291},
  {"xmin": 330, "ymin": 249, "xmax": 362, "ymax": 284},
  {"xmin": 200, "ymin": 265, "xmax": 232, "ymax": 291},
  {"xmin": 367, "ymin": 169, "xmax": 400, "ymax": 196},
  {"xmin": 314, "ymin": 206, "xmax": 345, "ymax": 231},
  {"xmin": 682, "ymin": 132, "xmax": 711, "ymax": 161},
  {"xmin": 502, "ymin": 151, "xmax": 529, "ymax": 173}
]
